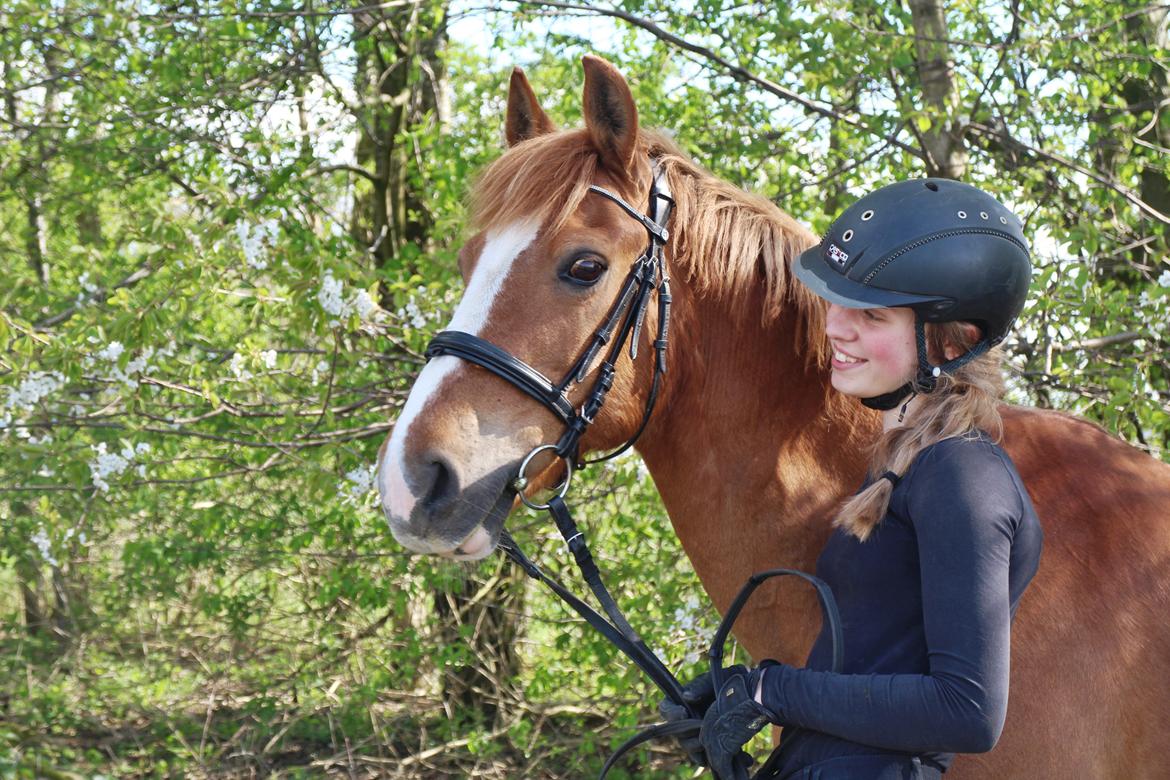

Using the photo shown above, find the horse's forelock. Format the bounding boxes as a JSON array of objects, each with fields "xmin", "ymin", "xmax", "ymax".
[{"xmin": 470, "ymin": 129, "xmax": 602, "ymax": 236}]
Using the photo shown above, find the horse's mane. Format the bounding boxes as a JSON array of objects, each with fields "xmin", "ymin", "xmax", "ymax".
[{"xmin": 470, "ymin": 128, "xmax": 828, "ymax": 370}]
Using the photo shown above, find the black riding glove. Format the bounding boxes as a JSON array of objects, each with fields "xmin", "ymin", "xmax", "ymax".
[
  {"xmin": 698, "ymin": 669, "xmax": 779, "ymax": 780},
  {"xmin": 657, "ymin": 664, "xmax": 748, "ymax": 766}
]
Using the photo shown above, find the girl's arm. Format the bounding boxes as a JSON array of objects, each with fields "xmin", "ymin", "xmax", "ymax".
[{"xmin": 756, "ymin": 445, "xmax": 1027, "ymax": 754}]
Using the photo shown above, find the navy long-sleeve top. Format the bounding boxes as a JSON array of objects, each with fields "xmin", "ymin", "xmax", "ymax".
[{"xmin": 760, "ymin": 433, "xmax": 1043, "ymax": 773}]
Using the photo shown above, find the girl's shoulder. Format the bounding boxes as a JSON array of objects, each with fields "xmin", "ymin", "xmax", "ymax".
[
  {"xmin": 898, "ymin": 430, "xmax": 1031, "ymax": 519},
  {"xmin": 909, "ymin": 429, "xmax": 1012, "ymax": 475}
]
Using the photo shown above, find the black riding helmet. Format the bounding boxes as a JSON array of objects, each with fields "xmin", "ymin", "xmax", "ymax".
[{"xmin": 794, "ymin": 178, "xmax": 1031, "ymax": 410}]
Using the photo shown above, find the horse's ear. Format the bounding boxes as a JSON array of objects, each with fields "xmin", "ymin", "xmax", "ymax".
[
  {"xmin": 505, "ymin": 67, "xmax": 556, "ymax": 147},
  {"xmin": 582, "ymin": 55, "xmax": 639, "ymax": 176}
]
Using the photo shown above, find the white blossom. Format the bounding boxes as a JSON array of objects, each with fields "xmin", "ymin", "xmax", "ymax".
[
  {"xmin": 260, "ymin": 349, "xmax": 277, "ymax": 369},
  {"xmin": 89, "ymin": 441, "xmax": 132, "ymax": 492},
  {"xmin": 352, "ymin": 289, "xmax": 377, "ymax": 319},
  {"xmin": 339, "ymin": 464, "xmax": 377, "ymax": 506},
  {"xmin": 94, "ymin": 341, "xmax": 122, "ymax": 362},
  {"xmin": 76, "ymin": 271, "xmax": 102, "ymax": 305},
  {"xmin": 236, "ymin": 220, "xmax": 275, "ymax": 270},
  {"xmin": 317, "ymin": 271, "xmax": 348, "ymax": 317},
  {"xmin": 1159, "ymin": 269, "xmax": 1170, "ymax": 288},
  {"xmin": 229, "ymin": 352, "xmax": 253, "ymax": 380},
  {"xmin": 312, "ymin": 358, "xmax": 331, "ymax": 386},
  {"xmin": 667, "ymin": 593, "xmax": 711, "ymax": 666},
  {"xmin": 317, "ymin": 271, "xmax": 381, "ymax": 324},
  {"xmin": 5, "ymin": 371, "xmax": 66, "ymax": 411},
  {"xmin": 91, "ymin": 343, "xmax": 154, "ymax": 388},
  {"xmin": 396, "ymin": 299, "xmax": 427, "ymax": 328},
  {"xmin": 31, "ymin": 525, "xmax": 58, "ymax": 567}
]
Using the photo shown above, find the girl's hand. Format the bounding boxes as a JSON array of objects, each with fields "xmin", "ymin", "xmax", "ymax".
[{"xmin": 699, "ymin": 670, "xmax": 780, "ymax": 779}]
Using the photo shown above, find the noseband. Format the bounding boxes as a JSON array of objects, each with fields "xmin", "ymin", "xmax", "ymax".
[{"xmin": 425, "ymin": 162, "xmax": 674, "ymax": 507}]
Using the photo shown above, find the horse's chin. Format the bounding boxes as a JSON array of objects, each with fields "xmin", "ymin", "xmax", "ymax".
[
  {"xmin": 443, "ymin": 525, "xmax": 498, "ymax": 561},
  {"xmin": 390, "ymin": 474, "xmax": 515, "ymax": 560}
]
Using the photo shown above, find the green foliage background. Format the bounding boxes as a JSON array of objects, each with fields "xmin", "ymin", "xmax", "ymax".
[{"xmin": 1, "ymin": 1, "xmax": 1166, "ymax": 777}]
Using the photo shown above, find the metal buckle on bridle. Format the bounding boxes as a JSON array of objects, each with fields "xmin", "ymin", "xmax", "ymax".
[{"xmin": 512, "ymin": 443, "xmax": 573, "ymax": 511}]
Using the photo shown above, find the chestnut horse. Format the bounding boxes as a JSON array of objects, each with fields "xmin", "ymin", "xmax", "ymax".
[{"xmin": 376, "ymin": 56, "xmax": 1170, "ymax": 778}]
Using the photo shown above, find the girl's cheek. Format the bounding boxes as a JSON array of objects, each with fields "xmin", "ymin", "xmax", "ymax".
[{"xmin": 869, "ymin": 332, "xmax": 917, "ymax": 374}]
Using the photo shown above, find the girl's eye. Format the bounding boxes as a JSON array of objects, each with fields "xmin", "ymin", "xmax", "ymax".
[
  {"xmin": 863, "ymin": 309, "xmax": 881, "ymax": 321},
  {"xmin": 566, "ymin": 257, "xmax": 606, "ymax": 285}
]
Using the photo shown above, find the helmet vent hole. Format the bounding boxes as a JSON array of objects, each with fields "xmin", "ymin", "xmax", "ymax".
[
  {"xmin": 957, "ymin": 210, "xmax": 967, "ymax": 219},
  {"xmin": 999, "ymin": 216, "xmax": 1007, "ymax": 224},
  {"xmin": 861, "ymin": 210, "xmax": 874, "ymax": 221},
  {"xmin": 842, "ymin": 229, "xmax": 854, "ymax": 242},
  {"xmin": 980, "ymin": 211, "xmax": 989, "ymax": 220},
  {"xmin": 925, "ymin": 182, "xmax": 939, "ymax": 191}
]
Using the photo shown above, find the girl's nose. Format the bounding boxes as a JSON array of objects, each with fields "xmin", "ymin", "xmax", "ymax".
[{"xmin": 825, "ymin": 303, "xmax": 852, "ymax": 340}]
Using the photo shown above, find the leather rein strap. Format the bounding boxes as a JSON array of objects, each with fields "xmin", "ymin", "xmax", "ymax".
[{"xmin": 601, "ymin": 568, "xmax": 844, "ymax": 780}]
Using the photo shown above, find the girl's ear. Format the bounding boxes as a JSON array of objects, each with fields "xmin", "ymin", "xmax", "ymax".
[{"xmin": 943, "ymin": 322, "xmax": 983, "ymax": 360}]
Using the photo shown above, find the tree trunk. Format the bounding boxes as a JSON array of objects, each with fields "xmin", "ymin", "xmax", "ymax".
[
  {"xmin": 349, "ymin": 1, "xmax": 525, "ymax": 721},
  {"xmin": 1130, "ymin": 6, "xmax": 1170, "ymax": 228},
  {"xmin": 906, "ymin": 0, "xmax": 968, "ymax": 179},
  {"xmin": 432, "ymin": 558, "xmax": 527, "ymax": 725},
  {"xmin": 351, "ymin": 1, "xmax": 449, "ymax": 273}
]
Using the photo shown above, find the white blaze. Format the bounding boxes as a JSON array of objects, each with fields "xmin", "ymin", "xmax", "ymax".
[{"xmin": 379, "ymin": 220, "xmax": 541, "ymax": 526}]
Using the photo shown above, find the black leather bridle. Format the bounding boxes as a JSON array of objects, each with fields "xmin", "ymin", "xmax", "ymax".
[{"xmin": 422, "ymin": 161, "xmax": 843, "ymax": 780}]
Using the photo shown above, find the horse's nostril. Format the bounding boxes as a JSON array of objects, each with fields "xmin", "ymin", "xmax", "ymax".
[{"xmin": 419, "ymin": 454, "xmax": 457, "ymax": 514}]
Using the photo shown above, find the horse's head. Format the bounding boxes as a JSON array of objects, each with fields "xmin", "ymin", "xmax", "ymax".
[{"xmin": 378, "ymin": 56, "xmax": 669, "ymax": 559}]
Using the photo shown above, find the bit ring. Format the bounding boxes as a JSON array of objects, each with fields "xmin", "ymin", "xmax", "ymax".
[{"xmin": 512, "ymin": 444, "xmax": 573, "ymax": 510}]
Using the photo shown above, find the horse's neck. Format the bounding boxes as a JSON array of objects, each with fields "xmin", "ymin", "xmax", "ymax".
[{"xmin": 636, "ymin": 282, "xmax": 876, "ymax": 662}]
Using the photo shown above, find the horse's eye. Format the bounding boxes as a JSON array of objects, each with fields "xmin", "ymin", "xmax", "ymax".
[{"xmin": 566, "ymin": 257, "xmax": 606, "ymax": 285}]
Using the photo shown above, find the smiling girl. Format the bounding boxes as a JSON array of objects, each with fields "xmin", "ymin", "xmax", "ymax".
[{"xmin": 665, "ymin": 179, "xmax": 1044, "ymax": 780}]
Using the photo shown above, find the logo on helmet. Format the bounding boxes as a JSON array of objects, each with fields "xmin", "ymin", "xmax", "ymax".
[{"xmin": 827, "ymin": 243, "xmax": 849, "ymax": 268}]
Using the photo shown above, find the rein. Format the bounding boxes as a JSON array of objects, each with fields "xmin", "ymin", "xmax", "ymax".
[{"xmin": 423, "ymin": 161, "xmax": 842, "ymax": 779}]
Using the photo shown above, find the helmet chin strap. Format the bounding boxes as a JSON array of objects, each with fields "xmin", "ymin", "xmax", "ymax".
[{"xmin": 859, "ymin": 317, "xmax": 990, "ymax": 414}]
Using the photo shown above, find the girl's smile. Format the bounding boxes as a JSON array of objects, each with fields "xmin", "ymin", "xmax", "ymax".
[{"xmin": 830, "ymin": 346, "xmax": 865, "ymax": 369}]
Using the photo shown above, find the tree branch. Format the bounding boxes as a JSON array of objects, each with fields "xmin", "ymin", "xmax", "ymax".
[
  {"xmin": 1053, "ymin": 331, "xmax": 1144, "ymax": 351},
  {"xmin": 968, "ymin": 122, "xmax": 1170, "ymax": 224}
]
